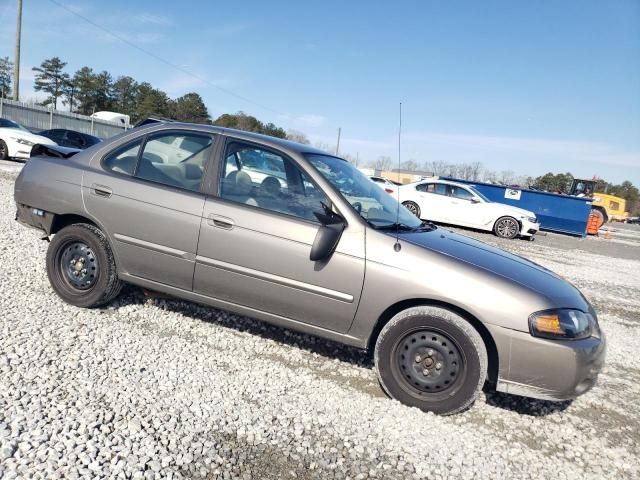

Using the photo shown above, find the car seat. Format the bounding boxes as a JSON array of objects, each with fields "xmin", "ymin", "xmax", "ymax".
[{"xmin": 224, "ymin": 170, "xmax": 257, "ymax": 207}]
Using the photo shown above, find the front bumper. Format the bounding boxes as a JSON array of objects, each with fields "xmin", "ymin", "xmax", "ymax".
[
  {"xmin": 520, "ymin": 219, "xmax": 540, "ymax": 237},
  {"xmin": 5, "ymin": 138, "xmax": 34, "ymax": 159},
  {"xmin": 487, "ymin": 324, "xmax": 606, "ymax": 401}
]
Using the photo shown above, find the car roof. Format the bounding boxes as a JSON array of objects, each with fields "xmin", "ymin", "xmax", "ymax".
[
  {"xmin": 132, "ymin": 120, "xmax": 331, "ymax": 157},
  {"xmin": 411, "ymin": 179, "xmax": 472, "ymax": 189}
]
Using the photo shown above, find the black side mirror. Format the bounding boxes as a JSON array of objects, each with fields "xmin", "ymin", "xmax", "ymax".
[{"xmin": 310, "ymin": 203, "xmax": 345, "ymax": 261}]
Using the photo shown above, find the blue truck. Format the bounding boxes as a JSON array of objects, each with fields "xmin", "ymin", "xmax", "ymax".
[{"xmin": 442, "ymin": 178, "xmax": 592, "ymax": 237}]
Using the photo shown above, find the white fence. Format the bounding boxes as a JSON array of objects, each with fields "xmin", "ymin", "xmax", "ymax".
[{"xmin": 0, "ymin": 98, "xmax": 128, "ymax": 139}]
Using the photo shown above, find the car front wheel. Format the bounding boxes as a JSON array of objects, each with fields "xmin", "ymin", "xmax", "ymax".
[
  {"xmin": 46, "ymin": 223, "xmax": 123, "ymax": 308},
  {"xmin": 374, "ymin": 306, "xmax": 487, "ymax": 415},
  {"xmin": 493, "ymin": 216, "xmax": 520, "ymax": 239},
  {"xmin": 0, "ymin": 140, "xmax": 8, "ymax": 160}
]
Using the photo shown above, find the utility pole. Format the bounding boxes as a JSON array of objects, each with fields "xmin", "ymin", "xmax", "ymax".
[
  {"xmin": 13, "ymin": 0, "xmax": 23, "ymax": 101},
  {"xmin": 335, "ymin": 127, "xmax": 341, "ymax": 156}
]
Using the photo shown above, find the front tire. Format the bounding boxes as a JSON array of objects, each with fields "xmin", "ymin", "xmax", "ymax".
[
  {"xmin": 46, "ymin": 223, "xmax": 123, "ymax": 308},
  {"xmin": 0, "ymin": 140, "xmax": 8, "ymax": 160},
  {"xmin": 375, "ymin": 306, "xmax": 487, "ymax": 415},
  {"xmin": 493, "ymin": 216, "xmax": 520, "ymax": 239},
  {"xmin": 402, "ymin": 201, "xmax": 421, "ymax": 218}
]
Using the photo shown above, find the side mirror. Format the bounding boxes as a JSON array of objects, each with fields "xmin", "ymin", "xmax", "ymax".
[
  {"xmin": 310, "ymin": 205, "xmax": 345, "ymax": 261},
  {"xmin": 470, "ymin": 198, "xmax": 481, "ymax": 204}
]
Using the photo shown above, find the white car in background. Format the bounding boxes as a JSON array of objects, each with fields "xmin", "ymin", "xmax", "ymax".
[
  {"xmin": 399, "ymin": 179, "xmax": 540, "ymax": 239},
  {"xmin": 369, "ymin": 176, "xmax": 397, "ymax": 194},
  {"xmin": 0, "ymin": 118, "xmax": 57, "ymax": 160}
]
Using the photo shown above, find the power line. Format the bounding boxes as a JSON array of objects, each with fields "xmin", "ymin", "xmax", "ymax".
[{"xmin": 47, "ymin": 0, "xmax": 284, "ymax": 116}]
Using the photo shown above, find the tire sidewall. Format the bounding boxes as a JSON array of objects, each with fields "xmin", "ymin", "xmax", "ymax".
[
  {"xmin": 46, "ymin": 225, "xmax": 113, "ymax": 308},
  {"xmin": 375, "ymin": 310, "xmax": 485, "ymax": 415}
]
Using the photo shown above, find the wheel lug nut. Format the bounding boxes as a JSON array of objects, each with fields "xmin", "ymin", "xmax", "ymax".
[
  {"xmin": 435, "ymin": 362, "xmax": 443, "ymax": 370},
  {"xmin": 422, "ymin": 369, "xmax": 430, "ymax": 376},
  {"xmin": 70, "ymin": 259, "xmax": 76, "ymax": 265},
  {"xmin": 415, "ymin": 355, "xmax": 422, "ymax": 363},
  {"xmin": 427, "ymin": 349, "xmax": 434, "ymax": 356},
  {"xmin": 81, "ymin": 269, "xmax": 87, "ymax": 274}
]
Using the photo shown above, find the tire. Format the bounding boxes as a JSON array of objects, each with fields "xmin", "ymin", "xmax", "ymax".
[
  {"xmin": 46, "ymin": 223, "xmax": 123, "ymax": 308},
  {"xmin": 402, "ymin": 201, "xmax": 421, "ymax": 218},
  {"xmin": 590, "ymin": 208, "xmax": 605, "ymax": 229},
  {"xmin": 374, "ymin": 306, "xmax": 487, "ymax": 415},
  {"xmin": 0, "ymin": 140, "xmax": 8, "ymax": 160},
  {"xmin": 493, "ymin": 216, "xmax": 520, "ymax": 239}
]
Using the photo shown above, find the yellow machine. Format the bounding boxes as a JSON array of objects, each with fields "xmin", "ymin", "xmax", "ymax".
[{"xmin": 569, "ymin": 179, "xmax": 628, "ymax": 227}]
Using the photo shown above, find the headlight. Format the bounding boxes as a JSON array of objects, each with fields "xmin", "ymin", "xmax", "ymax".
[
  {"xmin": 527, "ymin": 216, "xmax": 537, "ymax": 223},
  {"xmin": 529, "ymin": 309, "xmax": 594, "ymax": 340},
  {"xmin": 11, "ymin": 137, "xmax": 35, "ymax": 146}
]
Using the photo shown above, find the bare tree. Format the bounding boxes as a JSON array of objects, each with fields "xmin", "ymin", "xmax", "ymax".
[
  {"xmin": 500, "ymin": 170, "xmax": 515, "ymax": 185},
  {"xmin": 375, "ymin": 155, "xmax": 393, "ymax": 171},
  {"xmin": 286, "ymin": 130, "xmax": 310, "ymax": 145},
  {"xmin": 401, "ymin": 159, "xmax": 418, "ymax": 171}
]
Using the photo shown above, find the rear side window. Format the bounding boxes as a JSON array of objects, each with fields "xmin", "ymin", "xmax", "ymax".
[
  {"xmin": 103, "ymin": 140, "xmax": 142, "ymax": 175},
  {"xmin": 135, "ymin": 132, "xmax": 214, "ymax": 192}
]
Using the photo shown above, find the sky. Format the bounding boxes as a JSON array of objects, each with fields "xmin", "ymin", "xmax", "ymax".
[{"xmin": 0, "ymin": 0, "xmax": 639, "ymax": 185}]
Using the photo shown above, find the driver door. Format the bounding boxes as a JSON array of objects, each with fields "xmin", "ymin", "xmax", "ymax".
[{"xmin": 194, "ymin": 139, "xmax": 365, "ymax": 333}]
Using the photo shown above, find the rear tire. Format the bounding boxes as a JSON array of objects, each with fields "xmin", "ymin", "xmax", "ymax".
[
  {"xmin": 493, "ymin": 216, "xmax": 520, "ymax": 239},
  {"xmin": 402, "ymin": 201, "xmax": 421, "ymax": 218},
  {"xmin": 590, "ymin": 208, "xmax": 605, "ymax": 229},
  {"xmin": 0, "ymin": 140, "xmax": 8, "ymax": 160},
  {"xmin": 46, "ymin": 223, "xmax": 122, "ymax": 308},
  {"xmin": 374, "ymin": 306, "xmax": 487, "ymax": 415}
]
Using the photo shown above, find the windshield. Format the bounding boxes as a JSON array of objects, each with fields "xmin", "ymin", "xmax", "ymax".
[
  {"xmin": 469, "ymin": 186, "xmax": 490, "ymax": 202},
  {"xmin": 0, "ymin": 118, "xmax": 29, "ymax": 131},
  {"xmin": 306, "ymin": 154, "xmax": 422, "ymax": 229}
]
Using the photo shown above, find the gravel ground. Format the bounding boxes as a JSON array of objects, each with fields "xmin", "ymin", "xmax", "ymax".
[{"xmin": 1, "ymin": 168, "xmax": 639, "ymax": 479}]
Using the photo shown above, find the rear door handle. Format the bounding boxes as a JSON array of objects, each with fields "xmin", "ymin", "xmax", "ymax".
[
  {"xmin": 207, "ymin": 214, "xmax": 234, "ymax": 230},
  {"xmin": 91, "ymin": 184, "xmax": 112, "ymax": 198}
]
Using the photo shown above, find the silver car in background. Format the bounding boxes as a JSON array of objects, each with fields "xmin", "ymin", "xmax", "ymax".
[{"xmin": 14, "ymin": 121, "xmax": 605, "ymax": 414}]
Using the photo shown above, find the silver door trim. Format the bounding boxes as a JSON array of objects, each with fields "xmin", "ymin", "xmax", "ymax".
[
  {"xmin": 195, "ymin": 255, "xmax": 354, "ymax": 303},
  {"xmin": 114, "ymin": 233, "xmax": 195, "ymax": 260}
]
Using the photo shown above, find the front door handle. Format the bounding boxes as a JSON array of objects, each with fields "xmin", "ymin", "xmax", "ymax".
[
  {"xmin": 91, "ymin": 184, "xmax": 112, "ymax": 198},
  {"xmin": 207, "ymin": 214, "xmax": 234, "ymax": 230}
]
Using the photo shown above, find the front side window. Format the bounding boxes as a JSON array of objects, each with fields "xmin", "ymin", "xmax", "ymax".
[
  {"xmin": 135, "ymin": 132, "xmax": 213, "ymax": 192},
  {"xmin": 220, "ymin": 142, "xmax": 329, "ymax": 222},
  {"xmin": 451, "ymin": 186, "xmax": 474, "ymax": 200},
  {"xmin": 306, "ymin": 154, "xmax": 422, "ymax": 229}
]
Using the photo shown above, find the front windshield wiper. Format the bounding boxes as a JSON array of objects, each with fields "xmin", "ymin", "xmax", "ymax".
[{"xmin": 371, "ymin": 220, "xmax": 436, "ymax": 232}]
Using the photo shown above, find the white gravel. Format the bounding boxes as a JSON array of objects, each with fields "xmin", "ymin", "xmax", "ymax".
[{"xmin": 1, "ymin": 169, "xmax": 639, "ymax": 479}]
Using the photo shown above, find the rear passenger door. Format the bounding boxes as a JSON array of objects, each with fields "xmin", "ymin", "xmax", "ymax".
[
  {"xmin": 83, "ymin": 129, "xmax": 216, "ymax": 290},
  {"xmin": 194, "ymin": 139, "xmax": 366, "ymax": 333}
]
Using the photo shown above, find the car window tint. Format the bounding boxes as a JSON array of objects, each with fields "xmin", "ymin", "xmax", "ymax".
[
  {"xmin": 451, "ymin": 186, "xmax": 474, "ymax": 200},
  {"xmin": 435, "ymin": 183, "xmax": 448, "ymax": 195},
  {"xmin": 220, "ymin": 142, "xmax": 329, "ymax": 222},
  {"xmin": 103, "ymin": 140, "xmax": 142, "ymax": 175},
  {"xmin": 415, "ymin": 183, "xmax": 427, "ymax": 192},
  {"xmin": 135, "ymin": 132, "xmax": 213, "ymax": 192}
]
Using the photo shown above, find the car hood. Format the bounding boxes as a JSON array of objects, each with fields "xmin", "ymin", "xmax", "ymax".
[
  {"xmin": 399, "ymin": 228, "xmax": 589, "ymax": 309},
  {"xmin": 0, "ymin": 128, "xmax": 57, "ymax": 145}
]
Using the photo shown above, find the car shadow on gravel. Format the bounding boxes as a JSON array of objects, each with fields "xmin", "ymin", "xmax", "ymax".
[
  {"xmin": 482, "ymin": 388, "xmax": 572, "ymax": 416},
  {"xmin": 108, "ymin": 286, "xmax": 376, "ymax": 370}
]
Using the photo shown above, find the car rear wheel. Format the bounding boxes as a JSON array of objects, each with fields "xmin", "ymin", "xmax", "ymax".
[
  {"xmin": 46, "ymin": 223, "xmax": 122, "ymax": 308},
  {"xmin": 0, "ymin": 140, "xmax": 8, "ymax": 160},
  {"xmin": 493, "ymin": 216, "xmax": 520, "ymax": 239},
  {"xmin": 374, "ymin": 306, "xmax": 487, "ymax": 415},
  {"xmin": 402, "ymin": 201, "xmax": 421, "ymax": 218}
]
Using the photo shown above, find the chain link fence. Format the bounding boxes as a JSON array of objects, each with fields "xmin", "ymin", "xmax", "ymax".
[{"xmin": 0, "ymin": 98, "xmax": 128, "ymax": 139}]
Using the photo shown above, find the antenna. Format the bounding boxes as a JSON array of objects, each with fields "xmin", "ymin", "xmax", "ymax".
[{"xmin": 394, "ymin": 102, "xmax": 402, "ymax": 252}]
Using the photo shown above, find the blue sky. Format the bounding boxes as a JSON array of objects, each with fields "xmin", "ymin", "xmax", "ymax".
[{"xmin": 1, "ymin": 0, "xmax": 639, "ymax": 184}]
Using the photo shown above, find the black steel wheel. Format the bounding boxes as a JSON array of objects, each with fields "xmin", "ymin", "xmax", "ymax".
[
  {"xmin": 46, "ymin": 223, "xmax": 122, "ymax": 308},
  {"xmin": 375, "ymin": 306, "xmax": 487, "ymax": 415},
  {"xmin": 0, "ymin": 140, "xmax": 8, "ymax": 160},
  {"xmin": 402, "ymin": 201, "xmax": 421, "ymax": 218},
  {"xmin": 493, "ymin": 216, "xmax": 520, "ymax": 239}
]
